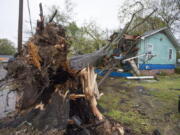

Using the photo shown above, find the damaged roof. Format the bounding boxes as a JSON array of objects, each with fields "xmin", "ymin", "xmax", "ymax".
[{"xmin": 141, "ymin": 27, "xmax": 180, "ymax": 50}]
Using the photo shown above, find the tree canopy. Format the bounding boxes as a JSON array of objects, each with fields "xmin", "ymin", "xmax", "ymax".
[
  {"xmin": 129, "ymin": 16, "xmax": 167, "ymax": 35},
  {"xmin": 118, "ymin": 0, "xmax": 180, "ymax": 35},
  {"xmin": 0, "ymin": 39, "xmax": 16, "ymax": 55},
  {"xmin": 66, "ymin": 21, "xmax": 107, "ymax": 55},
  {"xmin": 46, "ymin": 1, "xmax": 107, "ymax": 55}
]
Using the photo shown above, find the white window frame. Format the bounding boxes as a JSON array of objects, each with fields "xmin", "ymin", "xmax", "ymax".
[
  {"xmin": 168, "ymin": 48, "xmax": 173, "ymax": 60},
  {"xmin": 146, "ymin": 44, "xmax": 153, "ymax": 59},
  {"xmin": 146, "ymin": 44, "xmax": 153, "ymax": 55}
]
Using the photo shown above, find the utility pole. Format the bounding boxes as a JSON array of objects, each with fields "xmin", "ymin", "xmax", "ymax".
[{"xmin": 18, "ymin": 0, "xmax": 23, "ymax": 54}]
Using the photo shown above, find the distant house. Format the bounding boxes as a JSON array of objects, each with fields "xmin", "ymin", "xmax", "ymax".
[
  {"xmin": 0, "ymin": 55, "xmax": 13, "ymax": 63},
  {"xmin": 137, "ymin": 27, "xmax": 180, "ymax": 75}
]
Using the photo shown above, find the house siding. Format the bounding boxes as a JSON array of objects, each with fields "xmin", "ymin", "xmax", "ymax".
[{"xmin": 137, "ymin": 32, "xmax": 176, "ymax": 70}]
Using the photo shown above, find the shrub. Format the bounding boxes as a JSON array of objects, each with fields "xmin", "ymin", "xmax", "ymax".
[
  {"xmin": 158, "ymin": 71, "xmax": 168, "ymax": 76},
  {"xmin": 175, "ymin": 67, "xmax": 180, "ymax": 74}
]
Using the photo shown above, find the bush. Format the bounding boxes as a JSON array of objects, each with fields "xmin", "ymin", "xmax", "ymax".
[
  {"xmin": 175, "ymin": 67, "xmax": 180, "ymax": 74},
  {"xmin": 158, "ymin": 71, "xmax": 168, "ymax": 76}
]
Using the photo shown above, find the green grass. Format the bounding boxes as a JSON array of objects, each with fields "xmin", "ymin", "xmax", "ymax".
[
  {"xmin": 132, "ymin": 74, "xmax": 180, "ymax": 91},
  {"xmin": 99, "ymin": 74, "xmax": 180, "ymax": 134},
  {"xmin": 131, "ymin": 75, "xmax": 180, "ymax": 103},
  {"xmin": 107, "ymin": 110, "xmax": 153, "ymax": 134},
  {"xmin": 99, "ymin": 92, "xmax": 154, "ymax": 134}
]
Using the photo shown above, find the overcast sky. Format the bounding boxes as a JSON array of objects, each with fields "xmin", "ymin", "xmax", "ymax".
[{"xmin": 0, "ymin": 0, "xmax": 122, "ymax": 47}]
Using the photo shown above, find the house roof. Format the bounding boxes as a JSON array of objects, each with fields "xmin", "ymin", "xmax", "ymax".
[{"xmin": 141, "ymin": 27, "xmax": 180, "ymax": 50}]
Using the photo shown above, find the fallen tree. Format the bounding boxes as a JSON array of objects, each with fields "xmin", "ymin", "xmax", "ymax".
[
  {"xmin": 0, "ymin": 9, "xmax": 126, "ymax": 135},
  {"xmin": 0, "ymin": 2, "xmax": 157, "ymax": 134}
]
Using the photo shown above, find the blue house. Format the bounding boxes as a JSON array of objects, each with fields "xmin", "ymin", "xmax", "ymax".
[{"xmin": 137, "ymin": 27, "xmax": 180, "ymax": 75}]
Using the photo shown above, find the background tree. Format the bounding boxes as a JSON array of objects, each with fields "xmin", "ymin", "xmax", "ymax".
[
  {"xmin": 129, "ymin": 16, "xmax": 166, "ymax": 35},
  {"xmin": 47, "ymin": 0, "xmax": 107, "ymax": 55},
  {"xmin": 67, "ymin": 21, "xmax": 107, "ymax": 55},
  {"xmin": 0, "ymin": 39, "xmax": 16, "ymax": 55},
  {"xmin": 177, "ymin": 51, "xmax": 180, "ymax": 59},
  {"xmin": 46, "ymin": 0, "xmax": 74, "ymax": 25},
  {"xmin": 118, "ymin": 0, "xmax": 180, "ymax": 38},
  {"xmin": 156, "ymin": 0, "xmax": 180, "ymax": 27}
]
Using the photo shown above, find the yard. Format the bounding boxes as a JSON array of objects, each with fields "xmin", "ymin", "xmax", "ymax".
[{"xmin": 98, "ymin": 74, "xmax": 180, "ymax": 135}]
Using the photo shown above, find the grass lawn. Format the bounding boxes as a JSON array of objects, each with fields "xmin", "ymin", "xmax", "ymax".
[
  {"xmin": 131, "ymin": 74, "xmax": 180, "ymax": 101},
  {"xmin": 98, "ymin": 74, "xmax": 180, "ymax": 135}
]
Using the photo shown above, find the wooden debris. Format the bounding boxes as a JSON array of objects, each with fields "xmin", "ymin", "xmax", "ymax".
[
  {"xmin": 128, "ymin": 59, "xmax": 140, "ymax": 75},
  {"xmin": 126, "ymin": 76, "xmax": 155, "ymax": 80},
  {"xmin": 79, "ymin": 66, "xmax": 103, "ymax": 120},
  {"xmin": 69, "ymin": 94, "xmax": 85, "ymax": 100}
]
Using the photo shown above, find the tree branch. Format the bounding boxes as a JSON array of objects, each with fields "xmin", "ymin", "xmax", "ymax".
[{"xmin": 128, "ymin": 9, "xmax": 157, "ymax": 32}]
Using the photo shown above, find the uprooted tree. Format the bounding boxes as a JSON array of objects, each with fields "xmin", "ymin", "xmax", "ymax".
[
  {"xmin": 0, "ymin": 6, "xmax": 126, "ymax": 135},
  {"xmin": 0, "ymin": 2, "xmax": 157, "ymax": 135}
]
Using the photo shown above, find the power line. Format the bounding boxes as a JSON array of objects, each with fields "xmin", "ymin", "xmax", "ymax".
[{"xmin": 27, "ymin": 0, "xmax": 33, "ymax": 35}]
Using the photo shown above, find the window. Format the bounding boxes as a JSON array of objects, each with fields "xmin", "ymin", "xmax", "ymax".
[
  {"xmin": 169, "ymin": 49, "xmax": 173, "ymax": 60},
  {"xmin": 146, "ymin": 44, "xmax": 153, "ymax": 59},
  {"xmin": 146, "ymin": 44, "xmax": 153, "ymax": 55}
]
